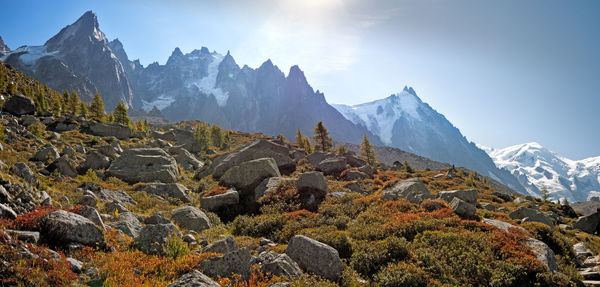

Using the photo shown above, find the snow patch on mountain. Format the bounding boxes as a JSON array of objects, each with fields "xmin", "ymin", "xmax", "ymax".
[
  {"xmin": 333, "ymin": 89, "xmax": 422, "ymax": 145},
  {"xmin": 483, "ymin": 142, "xmax": 600, "ymax": 202},
  {"xmin": 141, "ymin": 95, "xmax": 176, "ymax": 112},
  {"xmin": 1, "ymin": 46, "xmax": 58, "ymax": 67},
  {"xmin": 189, "ymin": 52, "xmax": 228, "ymax": 106}
]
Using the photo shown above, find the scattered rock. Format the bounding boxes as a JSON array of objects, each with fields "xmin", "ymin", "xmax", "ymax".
[
  {"xmin": 87, "ymin": 122, "xmax": 131, "ymax": 140},
  {"xmin": 47, "ymin": 155, "xmax": 77, "ymax": 177},
  {"xmin": 201, "ymin": 189, "xmax": 239, "ymax": 211},
  {"xmin": 258, "ymin": 251, "xmax": 303, "ymax": 277},
  {"xmin": 3, "ymin": 94, "xmax": 35, "ymax": 116},
  {"xmin": 67, "ymin": 257, "xmax": 83, "ymax": 273},
  {"xmin": 6, "ymin": 230, "xmax": 39, "ymax": 243},
  {"xmin": 342, "ymin": 170, "xmax": 369, "ymax": 181},
  {"xmin": 0, "ymin": 203, "xmax": 17, "ymax": 219},
  {"xmin": 111, "ymin": 212, "xmax": 143, "ymax": 238},
  {"xmin": 106, "ymin": 148, "xmax": 180, "ymax": 183},
  {"xmin": 145, "ymin": 212, "xmax": 172, "ymax": 225},
  {"xmin": 203, "ymin": 236, "xmax": 238, "ymax": 254},
  {"xmin": 167, "ymin": 270, "xmax": 221, "ymax": 287},
  {"xmin": 33, "ymin": 144, "xmax": 60, "ymax": 162},
  {"xmin": 573, "ymin": 212, "xmax": 600, "ymax": 234},
  {"xmin": 141, "ymin": 183, "xmax": 192, "ymax": 203},
  {"xmin": 78, "ymin": 206, "xmax": 105, "ymax": 230},
  {"xmin": 12, "ymin": 162, "xmax": 38, "ymax": 186},
  {"xmin": 135, "ymin": 223, "xmax": 180, "ymax": 255},
  {"xmin": 285, "ymin": 235, "xmax": 343, "ymax": 281},
  {"xmin": 316, "ymin": 157, "xmax": 347, "ymax": 176},
  {"xmin": 79, "ymin": 151, "xmax": 111, "ymax": 171},
  {"xmin": 450, "ymin": 197, "xmax": 476, "ymax": 219},
  {"xmin": 509, "ymin": 207, "xmax": 553, "ymax": 229},
  {"xmin": 41, "ymin": 210, "xmax": 104, "ymax": 246},
  {"xmin": 381, "ymin": 178, "xmax": 431, "ymax": 203},
  {"xmin": 526, "ymin": 238, "xmax": 558, "ymax": 273},
  {"xmin": 220, "ymin": 158, "xmax": 281, "ymax": 193},
  {"xmin": 297, "ymin": 171, "xmax": 328, "ymax": 211},
  {"xmin": 199, "ymin": 248, "xmax": 252, "ymax": 279},
  {"xmin": 574, "ymin": 242, "xmax": 594, "ymax": 266},
  {"xmin": 167, "ymin": 146, "xmax": 204, "ymax": 171},
  {"xmin": 171, "ymin": 206, "xmax": 212, "ymax": 232},
  {"xmin": 254, "ymin": 177, "xmax": 295, "ymax": 202},
  {"xmin": 438, "ymin": 189, "xmax": 478, "ymax": 204}
]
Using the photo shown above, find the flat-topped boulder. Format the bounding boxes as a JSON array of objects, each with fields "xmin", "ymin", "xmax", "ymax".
[
  {"xmin": 3, "ymin": 94, "xmax": 35, "ymax": 116},
  {"xmin": 285, "ymin": 235, "xmax": 343, "ymax": 281},
  {"xmin": 201, "ymin": 189, "xmax": 239, "ymax": 211},
  {"xmin": 106, "ymin": 148, "xmax": 179, "ymax": 183},
  {"xmin": 171, "ymin": 206, "xmax": 212, "ymax": 232},
  {"xmin": 438, "ymin": 189, "xmax": 478, "ymax": 204},
  {"xmin": 382, "ymin": 178, "xmax": 431, "ymax": 203},
  {"xmin": 87, "ymin": 122, "xmax": 131, "ymax": 140},
  {"xmin": 220, "ymin": 158, "xmax": 281, "ymax": 193},
  {"xmin": 41, "ymin": 210, "xmax": 104, "ymax": 247}
]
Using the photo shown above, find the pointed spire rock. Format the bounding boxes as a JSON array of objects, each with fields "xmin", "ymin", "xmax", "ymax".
[
  {"xmin": 0, "ymin": 34, "xmax": 9, "ymax": 56},
  {"xmin": 287, "ymin": 65, "xmax": 308, "ymax": 85},
  {"xmin": 45, "ymin": 10, "xmax": 105, "ymax": 51}
]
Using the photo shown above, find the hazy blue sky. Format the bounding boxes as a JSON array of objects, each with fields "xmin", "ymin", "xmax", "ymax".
[{"xmin": 1, "ymin": 0, "xmax": 598, "ymax": 159}]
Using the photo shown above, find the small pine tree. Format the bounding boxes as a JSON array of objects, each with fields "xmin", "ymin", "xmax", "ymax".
[
  {"xmin": 540, "ymin": 186, "xmax": 550, "ymax": 202},
  {"xmin": 106, "ymin": 112, "xmax": 114, "ymax": 123},
  {"xmin": 35, "ymin": 91, "xmax": 46, "ymax": 114},
  {"xmin": 277, "ymin": 134, "xmax": 287, "ymax": 142},
  {"xmin": 112, "ymin": 101, "xmax": 131, "ymax": 126},
  {"xmin": 79, "ymin": 101, "xmax": 88, "ymax": 118},
  {"xmin": 90, "ymin": 93, "xmax": 105, "ymax": 122},
  {"xmin": 403, "ymin": 160, "xmax": 414, "ymax": 173},
  {"xmin": 51, "ymin": 100, "xmax": 62, "ymax": 116},
  {"xmin": 194, "ymin": 125, "xmax": 211, "ymax": 153},
  {"xmin": 360, "ymin": 134, "xmax": 377, "ymax": 166},
  {"xmin": 210, "ymin": 125, "xmax": 223, "ymax": 147},
  {"xmin": 563, "ymin": 198, "xmax": 570, "ymax": 206},
  {"xmin": 69, "ymin": 91, "xmax": 80, "ymax": 115},
  {"xmin": 335, "ymin": 144, "xmax": 347, "ymax": 155},
  {"xmin": 295, "ymin": 128, "xmax": 304, "ymax": 146},
  {"xmin": 221, "ymin": 131, "xmax": 231, "ymax": 150},
  {"xmin": 62, "ymin": 91, "xmax": 71, "ymax": 113},
  {"xmin": 302, "ymin": 136, "xmax": 314, "ymax": 154},
  {"xmin": 312, "ymin": 121, "xmax": 333, "ymax": 152}
]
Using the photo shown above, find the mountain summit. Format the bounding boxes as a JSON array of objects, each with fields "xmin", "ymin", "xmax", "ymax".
[
  {"xmin": 333, "ymin": 87, "xmax": 527, "ymax": 194},
  {"xmin": 483, "ymin": 142, "xmax": 600, "ymax": 202}
]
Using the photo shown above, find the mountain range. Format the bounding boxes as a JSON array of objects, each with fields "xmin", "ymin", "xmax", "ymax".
[
  {"xmin": 1, "ymin": 10, "xmax": 527, "ymax": 194},
  {"xmin": 481, "ymin": 142, "xmax": 600, "ymax": 203}
]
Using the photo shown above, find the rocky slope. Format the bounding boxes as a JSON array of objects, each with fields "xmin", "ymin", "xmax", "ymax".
[
  {"xmin": 333, "ymin": 87, "xmax": 527, "ymax": 195},
  {"xmin": 1, "ymin": 62, "xmax": 600, "ymax": 286},
  {"xmin": 0, "ymin": 35, "xmax": 9, "ymax": 56},
  {"xmin": 482, "ymin": 142, "xmax": 600, "ymax": 203}
]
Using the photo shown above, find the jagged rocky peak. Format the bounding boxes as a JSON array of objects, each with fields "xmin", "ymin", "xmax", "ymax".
[
  {"xmin": 287, "ymin": 65, "xmax": 308, "ymax": 84},
  {"xmin": 45, "ymin": 10, "xmax": 106, "ymax": 51},
  {"xmin": 0, "ymin": 34, "xmax": 10, "ymax": 56}
]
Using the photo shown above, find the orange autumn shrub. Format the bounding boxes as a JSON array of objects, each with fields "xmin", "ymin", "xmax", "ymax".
[{"xmin": 203, "ymin": 185, "xmax": 228, "ymax": 197}]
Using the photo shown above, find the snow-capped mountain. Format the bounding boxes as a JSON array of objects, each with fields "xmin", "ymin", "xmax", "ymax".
[
  {"xmin": 483, "ymin": 142, "xmax": 600, "ymax": 202},
  {"xmin": 1, "ymin": 11, "xmax": 132, "ymax": 110},
  {"xmin": 0, "ymin": 35, "xmax": 9, "ymax": 56},
  {"xmin": 333, "ymin": 87, "xmax": 527, "ymax": 194}
]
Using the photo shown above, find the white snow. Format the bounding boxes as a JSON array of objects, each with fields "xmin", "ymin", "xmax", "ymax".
[
  {"xmin": 333, "ymin": 90, "xmax": 423, "ymax": 145},
  {"xmin": 0, "ymin": 46, "xmax": 58, "ymax": 67},
  {"xmin": 484, "ymin": 142, "xmax": 600, "ymax": 202},
  {"xmin": 189, "ymin": 52, "xmax": 229, "ymax": 107},
  {"xmin": 141, "ymin": 95, "xmax": 176, "ymax": 111}
]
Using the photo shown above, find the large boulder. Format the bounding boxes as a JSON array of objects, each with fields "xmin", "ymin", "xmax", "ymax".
[
  {"xmin": 47, "ymin": 155, "xmax": 78, "ymax": 177},
  {"xmin": 526, "ymin": 238, "xmax": 558, "ymax": 273},
  {"xmin": 297, "ymin": 171, "xmax": 328, "ymax": 211},
  {"xmin": 106, "ymin": 148, "xmax": 179, "ymax": 183},
  {"xmin": 573, "ymin": 242, "xmax": 594, "ymax": 266},
  {"xmin": 483, "ymin": 218, "xmax": 526, "ymax": 233},
  {"xmin": 167, "ymin": 271, "xmax": 221, "ymax": 287},
  {"xmin": 79, "ymin": 151, "xmax": 111, "ymax": 171},
  {"xmin": 220, "ymin": 158, "xmax": 280, "ymax": 193},
  {"xmin": 306, "ymin": 151, "xmax": 327, "ymax": 166},
  {"xmin": 171, "ymin": 206, "xmax": 212, "ymax": 232},
  {"xmin": 33, "ymin": 144, "xmax": 60, "ymax": 162},
  {"xmin": 573, "ymin": 212, "xmax": 600, "ymax": 234},
  {"xmin": 201, "ymin": 189, "xmax": 239, "ymax": 211},
  {"xmin": 140, "ymin": 183, "xmax": 191, "ymax": 202},
  {"xmin": 12, "ymin": 162, "xmax": 38, "ymax": 186},
  {"xmin": 0, "ymin": 203, "xmax": 17, "ymax": 219},
  {"xmin": 134, "ymin": 223, "xmax": 180, "ymax": 255},
  {"xmin": 3, "ymin": 94, "xmax": 35, "ymax": 116},
  {"xmin": 78, "ymin": 206, "xmax": 105, "ymax": 230},
  {"xmin": 87, "ymin": 122, "xmax": 131, "ymax": 140},
  {"xmin": 450, "ymin": 197, "xmax": 476, "ymax": 219},
  {"xmin": 206, "ymin": 139, "xmax": 295, "ymax": 178},
  {"xmin": 285, "ymin": 235, "xmax": 343, "ymax": 282},
  {"xmin": 509, "ymin": 207, "xmax": 554, "ymax": 229},
  {"xmin": 199, "ymin": 248, "xmax": 252, "ymax": 279},
  {"xmin": 438, "ymin": 189, "xmax": 478, "ymax": 204},
  {"xmin": 203, "ymin": 236, "xmax": 238, "ymax": 254},
  {"xmin": 110, "ymin": 212, "xmax": 143, "ymax": 238},
  {"xmin": 316, "ymin": 157, "xmax": 347, "ymax": 176},
  {"xmin": 167, "ymin": 146, "xmax": 204, "ymax": 171},
  {"xmin": 382, "ymin": 178, "xmax": 431, "ymax": 203},
  {"xmin": 258, "ymin": 251, "xmax": 303, "ymax": 277},
  {"xmin": 154, "ymin": 129, "xmax": 202, "ymax": 154},
  {"xmin": 41, "ymin": 210, "xmax": 104, "ymax": 246}
]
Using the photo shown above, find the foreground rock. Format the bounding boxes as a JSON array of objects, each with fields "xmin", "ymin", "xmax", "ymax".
[
  {"xmin": 87, "ymin": 122, "xmax": 131, "ymax": 140},
  {"xmin": 171, "ymin": 206, "xmax": 212, "ymax": 232},
  {"xmin": 254, "ymin": 177, "xmax": 295, "ymax": 202},
  {"xmin": 573, "ymin": 212, "xmax": 600, "ymax": 234},
  {"xmin": 438, "ymin": 189, "xmax": 478, "ymax": 204},
  {"xmin": 450, "ymin": 197, "xmax": 476, "ymax": 219},
  {"xmin": 12, "ymin": 162, "xmax": 38, "ymax": 186},
  {"xmin": 285, "ymin": 235, "xmax": 343, "ymax": 281},
  {"xmin": 381, "ymin": 178, "xmax": 431, "ymax": 203},
  {"xmin": 135, "ymin": 223, "xmax": 180, "ymax": 255},
  {"xmin": 106, "ymin": 148, "xmax": 179, "ymax": 183},
  {"xmin": 167, "ymin": 146, "xmax": 204, "ymax": 171},
  {"xmin": 509, "ymin": 207, "xmax": 554, "ymax": 229},
  {"xmin": 199, "ymin": 248, "xmax": 252, "ymax": 279},
  {"xmin": 3, "ymin": 94, "xmax": 35, "ymax": 116},
  {"xmin": 203, "ymin": 236, "xmax": 238, "ymax": 254},
  {"xmin": 200, "ymin": 189, "xmax": 239, "ymax": 211},
  {"xmin": 140, "ymin": 183, "xmax": 191, "ymax": 202},
  {"xmin": 110, "ymin": 212, "xmax": 143, "ymax": 238},
  {"xmin": 296, "ymin": 171, "xmax": 328, "ymax": 211},
  {"xmin": 526, "ymin": 238, "xmax": 558, "ymax": 273},
  {"xmin": 316, "ymin": 157, "xmax": 347, "ymax": 176},
  {"xmin": 220, "ymin": 158, "xmax": 280, "ymax": 193},
  {"xmin": 258, "ymin": 251, "xmax": 303, "ymax": 277},
  {"xmin": 41, "ymin": 210, "xmax": 104, "ymax": 246},
  {"xmin": 167, "ymin": 270, "xmax": 221, "ymax": 287}
]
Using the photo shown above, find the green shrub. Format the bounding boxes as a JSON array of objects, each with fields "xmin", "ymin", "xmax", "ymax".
[
  {"xmin": 350, "ymin": 236, "xmax": 410, "ymax": 278},
  {"xmin": 163, "ymin": 233, "xmax": 190, "ymax": 259},
  {"xmin": 522, "ymin": 222, "xmax": 573, "ymax": 260},
  {"xmin": 298, "ymin": 226, "xmax": 352, "ymax": 258},
  {"xmin": 374, "ymin": 262, "xmax": 428, "ymax": 287},
  {"xmin": 231, "ymin": 213, "xmax": 287, "ymax": 240}
]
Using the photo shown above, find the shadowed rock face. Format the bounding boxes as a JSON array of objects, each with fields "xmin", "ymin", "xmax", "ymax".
[{"xmin": 106, "ymin": 148, "xmax": 179, "ymax": 183}]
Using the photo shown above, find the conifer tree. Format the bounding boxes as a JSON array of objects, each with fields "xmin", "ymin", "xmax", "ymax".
[
  {"xmin": 90, "ymin": 93, "xmax": 105, "ymax": 122},
  {"xmin": 35, "ymin": 91, "xmax": 46, "ymax": 114},
  {"xmin": 69, "ymin": 91, "xmax": 80, "ymax": 115},
  {"xmin": 335, "ymin": 144, "xmax": 347, "ymax": 155},
  {"xmin": 106, "ymin": 112, "xmax": 114, "ymax": 123},
  {"xmin": 62, "ymin": 91, "xmax": 71, "ymax": 112},
  {"xmin": 302, "ymin": 136, "xmax": 314, "ymax": 154},
  {"xmin": 221, "ymin": 131, "xmax": 231, "ymax": 150},
  {"xmin": 210, "ymin": 125, "xmax": 223, "ymax": 147},
  {"xmin": 295, "ymin": 128, "xmax": 304, "ymax": 145},
  {"xmin": 312, "ymin": 121, "xmax": 333, "ymax": 152},
  {"xmin": 277, "ymin": 134, "xmax": 287, "ymax": 142},
  {"xmin": 112, "ymin": 101, "xmax": 131, "ymax": 126},
  {"xmin": 79, "ymin": 101, "xmax": 88, "ymax": 118},
  {"xmin": 194, "ymin": 125, "xmax": 211, "ymax": 153},
  {"xmin": 51, "ymin": 100, "xmax": 62, "ymax": 116},
  {"xmin": 360, "ymin": 134, "xmax": 377, "ymax": 166}
]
